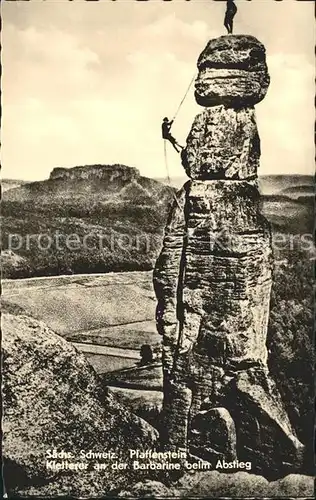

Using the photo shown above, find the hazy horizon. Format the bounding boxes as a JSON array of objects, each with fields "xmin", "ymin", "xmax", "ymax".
[
  {"xmin": 2, "ymin": 0, "xmax": 315, "ymax": 181},
  {"xmin": 2, "ymin": 170, "xmax": 314, "ymax": 185}
]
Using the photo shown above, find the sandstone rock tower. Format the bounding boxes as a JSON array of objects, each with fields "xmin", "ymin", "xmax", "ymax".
[{"xmin": 154, "ymin": 35, "xmax": 303, "ymax": 477}]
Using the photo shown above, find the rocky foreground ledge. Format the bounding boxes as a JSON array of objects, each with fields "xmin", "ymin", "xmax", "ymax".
[{"xmin": 2, "ymin": 313, "xmax": 157, "ymax": 497}]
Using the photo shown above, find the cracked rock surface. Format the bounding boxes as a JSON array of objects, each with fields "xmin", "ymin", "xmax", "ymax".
[
  {"xmin": 195, "ymin": 35, "xmax": 270, "ymax": 107},
  {"xmin": 2, "ymin": 313, "xmax": 158, "ymax": 497}
]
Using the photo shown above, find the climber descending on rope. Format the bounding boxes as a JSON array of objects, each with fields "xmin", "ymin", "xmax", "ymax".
[
  {"xmin": 224, "ymin": 0, "xmax": 237, "ymax": 34},
  {"xmin": 161, "ymin": 117, "xmax": 183, "ymax": 153}
]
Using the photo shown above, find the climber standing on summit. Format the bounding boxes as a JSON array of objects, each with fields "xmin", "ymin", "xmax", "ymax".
[
  {"xmin": 161, "ymin": 117, "xmax": 183, "ymax": 153},
  {"xmin": 224, "ymin": 0, "xmax": 237, "ymax": 35}
]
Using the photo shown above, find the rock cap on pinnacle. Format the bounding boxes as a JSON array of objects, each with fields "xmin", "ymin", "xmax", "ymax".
[{"xmin": 195, "ymin": 34, "xmax": 270, "ymax": 108}]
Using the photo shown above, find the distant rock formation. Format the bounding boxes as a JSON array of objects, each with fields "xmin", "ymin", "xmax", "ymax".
[
  {"xmin": 2, "ymin": 163, "xmax": 175, "ymax": 279},
  {"xmin": 2, "ymin": 313, "xmax": 158, "ymax": 497},
  {"xmin": 3, "ymin": 163, "xmax": 173, "ymax": 206},
  {"xmin": 50, "ymin": 164, "xmax": 139, "ymax": 182},
  {"xmin": 154, "ymin": 35, "xmax": 304, "ymax": 477}
]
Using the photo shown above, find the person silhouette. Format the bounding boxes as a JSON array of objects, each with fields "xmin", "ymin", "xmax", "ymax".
[
  {"xmin": 161, "ymin": 117, "xmax": 183, "ymax": 153},
  {"xmin": 224, "ymin": 0, "xmax": 237, "ymax": 35}
]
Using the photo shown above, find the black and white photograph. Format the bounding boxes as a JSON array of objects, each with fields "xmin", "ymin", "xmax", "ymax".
[{"xmin": 1, "ymin": 0, "xmax": 315, "ymax": 497}]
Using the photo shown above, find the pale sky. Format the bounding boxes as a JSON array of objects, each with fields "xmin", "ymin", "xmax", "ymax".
[{"xmin": 1, "ymin": 0, "xmax": 315, "ymax": 181}]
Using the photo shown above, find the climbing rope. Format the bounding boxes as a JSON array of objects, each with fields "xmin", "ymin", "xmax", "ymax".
[
  {"xmin": 172, "ymin": 71, "xmax": 197, "ymax": 123},
  {"xmin": 163, "ymin": 71, "xmax": 196, "ymax": 203}
]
